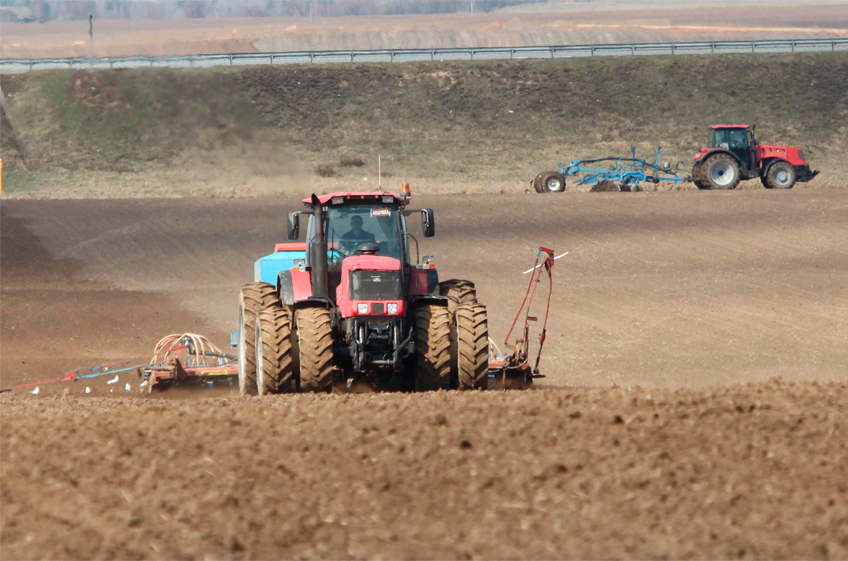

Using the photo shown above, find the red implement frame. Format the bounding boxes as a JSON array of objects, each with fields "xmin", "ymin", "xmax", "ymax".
[
  {"xmin": 139, "ymin": 333, "xmax": 238, "ymax": 394},
  {"xmin": 488, "ymin": 247, "xmax": 556, "ymax": 387}
]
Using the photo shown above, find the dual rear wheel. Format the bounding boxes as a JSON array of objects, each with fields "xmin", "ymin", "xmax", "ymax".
[{"xmin": 239, "ymin": 282, "xmax": 333, "ymax": 395}]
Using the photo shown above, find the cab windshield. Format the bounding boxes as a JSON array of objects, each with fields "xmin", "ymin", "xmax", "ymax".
[
  {"xmin": 709, "ymin": 129, "xmax": 748, "ymax": 150},
  {"xmin": 324, "ymin": 206, "xmax": 403, "ymax": 263}
]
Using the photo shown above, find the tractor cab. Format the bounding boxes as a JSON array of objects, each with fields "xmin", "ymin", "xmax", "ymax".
[
  {"xmin": 277, "ymin": 185, "xmax": 440, "ymax": 377},
  {"xmin": 706, "ymin": 124, "xmax": 757, "ymax": 175}
]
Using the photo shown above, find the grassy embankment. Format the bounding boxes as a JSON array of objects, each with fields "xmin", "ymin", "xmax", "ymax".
[{"xmin": 1, "ymin": 51, "xmax": 846, "ymax": 197}]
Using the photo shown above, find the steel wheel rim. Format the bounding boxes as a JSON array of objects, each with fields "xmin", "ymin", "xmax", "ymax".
[
  {"xmin": 710, "ymin": 161, "xmax": 736, "ymax": 187},
  {"xmin": 773, "ymin": 168, "xmax": 791, "ymax": 187},
  {"xmin": 547, "ymin": 177, "xmax": 563, "ymax": 191}
]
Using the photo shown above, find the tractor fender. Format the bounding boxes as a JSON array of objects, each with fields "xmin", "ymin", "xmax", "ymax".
[
  {"xmin": 694, "ymin": 148, "xmax": 744, "ymax": 168},
  {"xmin": 411, "ymin": 295, "xmax": 449, "ymax": 307},
  {"xmin": 277, "ymin": 269, "xmax": 314, "ymax": 306},
  {"xmin": 408, "ymin": 265, "xmax": 440, "ymax": 297},
  {"xmin": 759, "ymin": 157, "xmax": 788, "ymax": 177}
]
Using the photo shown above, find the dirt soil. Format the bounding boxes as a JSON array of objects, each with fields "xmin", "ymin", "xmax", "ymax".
[{"xmin": 2, "ymin": 191, "xmax": 847, "ymax": 558}]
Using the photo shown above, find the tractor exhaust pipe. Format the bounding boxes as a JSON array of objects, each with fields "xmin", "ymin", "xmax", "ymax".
[{"xmin": 310, "ymin": 194, "xmax": 329, "ymax": 299}]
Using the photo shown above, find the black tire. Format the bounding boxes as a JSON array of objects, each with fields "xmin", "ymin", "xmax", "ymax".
[
  {"xmin": 439, "ymin": 279, "xmax": 477, "ymax": 312},
  {"xmin": 532, "ymin": 173, "xmax": 547, "ymax": 193},
  {"xmin": 415, "ymin": 304, "xmax": 451, "ymax": 391},
  {"xmin": 590, "ymin": 180, "xmax": 620, "ymax": 192},
  {"xmin": 255, "ymin": 308, "xmax": 295, "ymax": 395},
  {"xmin": 767, "ymin": 161, "xmax": 796, "ymax": 189},
  {"xmin": 691, "ymin": 164, "xmax": 709, "ymax": 190},
  {"xmin": 238, "ymin": 282, "xmax": 280, "ymax": 395},
  {"xmin": 455, "ymin": 303, "xmax": 489, "ymax": 390},
  {"xmin": 703, "ymin": 153, "xmax": 740, "ymax": 190},
  {"xmin": 540, "ymin": 171, "xmax": 566, "ymax": 193},
  {"xmin": 295, "ymin": 307, "xmax": 334, "ymax": 393}
]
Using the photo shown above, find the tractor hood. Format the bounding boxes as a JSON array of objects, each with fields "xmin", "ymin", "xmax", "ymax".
[{"xmin": 342, "ymin": 255, "xmax": 402, "ymax": 274}]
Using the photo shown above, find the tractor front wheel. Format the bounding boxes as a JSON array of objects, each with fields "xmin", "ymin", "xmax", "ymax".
[
  {"xmin": 255, "ymin": 308, "xmax": 295, "ymax": 395},
  {"xmin": 704, "ymin": 154, "xmax": 740, "ymax": 190},
  {"xmin": 767, "ymin": 161, "xmax": 796, "ymax": 189},
  {"xmin": 238, "ymin": 282, "xmax": 280, "ymax": 395},
  {"xmin": 415, "ymin": 304, "xmax": 452, "ymax": 391},
  {"xmin": 455, "ymin": 302, "xmax": 489, "ymax": 390},
  {"xmin": 295, "ymin": 307, "xmax": 334, "ymax": 393}
]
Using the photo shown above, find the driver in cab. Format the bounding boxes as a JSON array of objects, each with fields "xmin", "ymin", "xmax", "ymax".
[{"xmin": 339, "ymin": 215, "xmax": 376, "ymax": 255}]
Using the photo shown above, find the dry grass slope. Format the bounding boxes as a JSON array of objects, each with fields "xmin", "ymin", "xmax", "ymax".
[{"xmin": 1, "ymin": 52, "xmax": 846, "ymax": 197}]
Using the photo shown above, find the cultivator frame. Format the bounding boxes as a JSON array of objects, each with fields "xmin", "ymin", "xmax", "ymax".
[
  {"xmin": 533, "ymin": 146, "xmax": 690, "ymax": 193},
  {"xmin": 138, "ymin": 333, "xmax": 238, "ymax": 393}
]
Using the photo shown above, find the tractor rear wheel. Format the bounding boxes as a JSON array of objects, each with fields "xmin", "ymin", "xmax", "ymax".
[
  {"xmin": 295, "ymin": 307, "xmax": 334, "ymax": 393},
  {"xmin": 704, "ymin": 154, "xmax": 740, "ymax": 190},
  {"xmin": 540, "ymin": 171, "xmax": 566, "ymax": 193},
  {"xmin": 455, "ymin": 303, "xmax": 489, "ymax": 390},
  {"xmin": 767, "ymin": 161, "xmax": 796, "ymax": 189},
  {"xmin": 238, "ymin": 282, "xmax": 280, "ymax": 395},
  {"xmin": 255, "ymin": 308, "xmax": 295, "ymax": 395},
  {"xmin": 415, "ymin": 304, "xmax": 452, "ymax": 391},
  {"xmin": 439, "ymin": 279, "xmax": 477, "ymax": 312}
]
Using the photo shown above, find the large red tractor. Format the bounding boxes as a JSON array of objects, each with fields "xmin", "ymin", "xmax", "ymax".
[
  {"xmin": 236, "ymin": 185, "xmax": 489, "ymax": 394},
  {"xmin": 692, "ymin": 124, "xmax": 818, "ymax": 190}
]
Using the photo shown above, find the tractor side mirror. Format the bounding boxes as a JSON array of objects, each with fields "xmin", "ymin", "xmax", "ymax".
[
  {"xmin": 286, "ymin": 212, "xmax": 300, "ymax": 240},
  {"xmin": 421, "ymin": 209, "xmax": 435, "ymax": 237}
]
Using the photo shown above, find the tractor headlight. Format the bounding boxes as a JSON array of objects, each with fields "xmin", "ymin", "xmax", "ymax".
[
  {"xmin": 357, "ymin": 303, "xmax": 369, "ymax": 315},
  {"xmin": 387, "ymin": 303, "xmax": 398, "ymax": 315}
]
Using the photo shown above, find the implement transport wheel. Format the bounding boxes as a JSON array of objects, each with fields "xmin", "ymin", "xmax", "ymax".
[
  {"xmin": 540, "ymin": 171, "xmax": 566, "ymax": 193},
  {"xmin": 415, "ymin": 304, "xmax": 452, "ymax": 391},
  {"xmin": 704, "ymin": 154, "xmax": 740, "ymax": 190},
  {"xmin": 439, "ymin": 279, "xmax": 477, "ymax": 312},
  {"xmin": 766, "ymin": 161, "xmax": 796, "ymax": 189},
  {"xmin": 455, "ymin": 302, "xmax": 489, "ymax": 390},
  {"xmin": 255, "ymin": 308, "xmax": 295, "ymax": 395},
  {"xmin": 238, "ymin": 282, "xmax": 280, "ymax": 395},
  {"xmin": 295, "ymin": 307, "xmax": 334, "ymax": 393},
  {"xmin": 532, "ymin": 173, "xmax": 547, "ymax": 193}
]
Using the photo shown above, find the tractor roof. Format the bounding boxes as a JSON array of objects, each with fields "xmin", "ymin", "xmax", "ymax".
[
  {"xmin": 304, "ymin": 192, "xmax": 411, "ymax": 206},
  {"xmin": 710, "ymin": 124, "xmax": 750, "ymax": 130}
]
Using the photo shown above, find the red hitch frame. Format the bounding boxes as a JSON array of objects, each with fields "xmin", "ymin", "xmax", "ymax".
[{"xmin": 488, "ymin": 247, "xmax": 556, "ymax": 387}]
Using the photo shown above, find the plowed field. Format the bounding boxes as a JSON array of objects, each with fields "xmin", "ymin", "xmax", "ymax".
[{"xmin": 2, "ymin": 190, "xmax": 848, "ymax": 559}]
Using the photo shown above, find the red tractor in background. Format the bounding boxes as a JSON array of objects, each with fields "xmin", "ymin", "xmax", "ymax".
[
  {"xmin": 236, "ymin": 185, "xmax": 490, "ymax": 394},
  {"xmin": 692, "ymin": 124, "xmax": 818, "ymax": 190}
]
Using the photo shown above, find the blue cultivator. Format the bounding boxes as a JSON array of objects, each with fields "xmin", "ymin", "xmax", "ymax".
[{"xmin": 532, "ymin": 147, "xmax": 691, "ymax": 193}]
